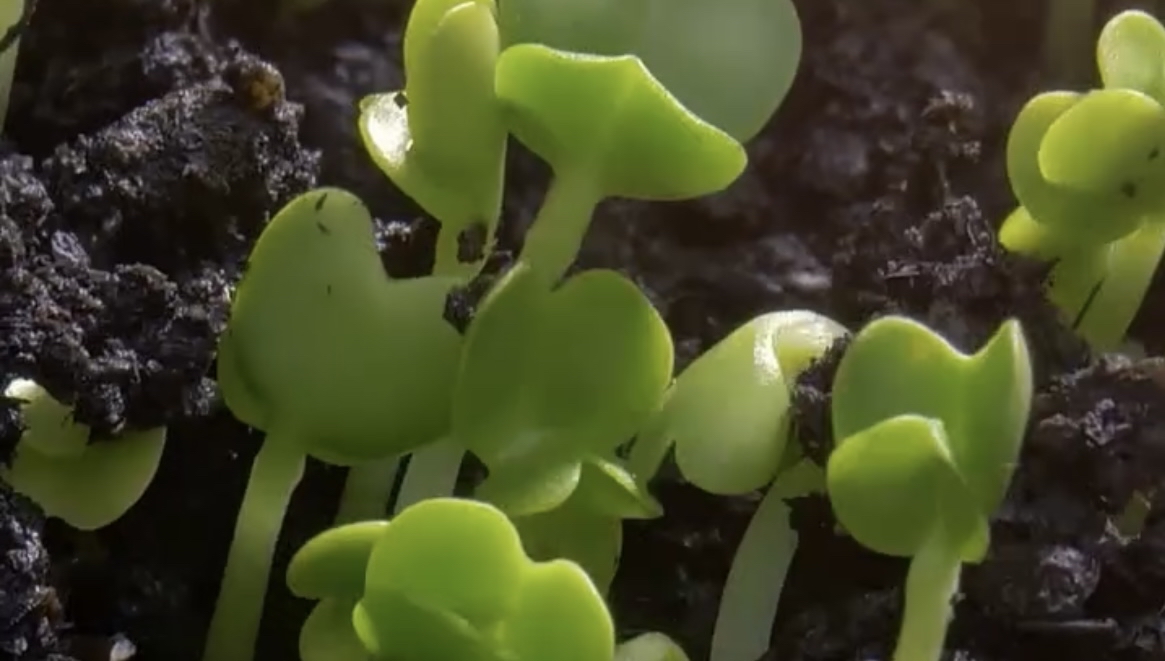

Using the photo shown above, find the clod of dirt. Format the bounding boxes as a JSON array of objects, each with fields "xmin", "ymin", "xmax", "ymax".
[{"xmin": 0, "ymin": 482, "xmax": 72, "ymax": 661}]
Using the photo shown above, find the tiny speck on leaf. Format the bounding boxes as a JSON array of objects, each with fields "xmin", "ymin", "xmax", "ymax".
[
  {"xmin": 1150, "ymin": 148, "xmax": 1160, "ymax": 161},
  {"xmin": 316, "ymin": 221, "xmax": 331, "ymax": 235},
  {"xmin": 393, "ymin": 93, "xmax": 409, "ymax": 109},
  {"xmin": 457, "ymin": 222, "xmax": 488, "ymax": 264},
  {"xmin": 1121, "ymin": 182, "xmax": 1137, "ymax": 198},
  {"xmin": 315, "ymin": 193, "xmax": 329, "ymax": 211}
]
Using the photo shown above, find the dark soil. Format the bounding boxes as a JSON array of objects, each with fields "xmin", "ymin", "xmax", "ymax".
[{"xmin": 2, "ymin": 0, "xmax": 1165, "ymax": 660}]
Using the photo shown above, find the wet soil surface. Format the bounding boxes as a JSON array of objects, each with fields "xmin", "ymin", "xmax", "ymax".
[{"xmin": 2, "ymin": 0, "xmax": 1165, "ymax": 660}]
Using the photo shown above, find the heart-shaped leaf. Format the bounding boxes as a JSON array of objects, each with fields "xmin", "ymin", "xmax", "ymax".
[
  {"xmin": 495, "ymin": 560, "xmax": 615, "ymax": 661},
  {"xmin": 288, "ymin": 520, "xmax": 390, "ymax": 600},
  {"xmin": 1007, "ymin": 91, "xmax": 1150, "ymax": 246},
  {"xmin": 498, "ymin": 0, "xmax": 801, "ymax": 141},
  {"xmin": 221, "ymin": 188, "xmax": 463, "ymax": 465},
  {"xmin": 495, "ymin": 44, "xmax": 746, "ymax": 201},
  {"xmin": 360, "ymin": 0, "xmax": 506, "ymax": 277},
  {"xmin": 1038, "ymin": 89, "xmax": 1165, "ymax": 202},
  {"xmin": 659, "ymin": 310, "xmax": 847, "ymax": 495},
  {"xmin": 3, "ymin": 423, "xmax": 166, "ymax": 531},
  {"xmin": 512, "ymin": 497, "xmax": 623, "ymax": 594},
  {"xmin": 363, "ymin": 498, "xmax": 526, "ymax": 627},
  {"xmin": 1098, "ymin": 9, "xmax": 1165, "ymax": 101},
  {"xmin": 452, "ymin": 263, "xmax": 673, "ymax": 471},
  {"xmin": 829, "ymin": 316, "xmax": 1032, "ymax": 550}
]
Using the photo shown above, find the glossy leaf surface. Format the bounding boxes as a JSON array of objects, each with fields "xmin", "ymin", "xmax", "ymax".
[
  {"xmin": 828, "ymin": 317, "xmax": 1032, "ymax": 559},
  {"xmin": 221, "ymin": 188, "xmax": 463, "ymax": 465},
  {"xmin": 1098, "ymin": 9, "xmax": 1165, "ymax": 101},
  {"xmin": 495, "ymin": 44, "xmax": 746, "ymax": 201},
  {"xmin": 498, "ymin": 0, "xmax": 801, "ymax": 141}
]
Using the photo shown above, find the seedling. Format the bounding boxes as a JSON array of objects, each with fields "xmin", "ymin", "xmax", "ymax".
[
  {"xmin": 359, "ymin": 0, "xmax": 507, "ymax": 280},
  {"xmin": 286, "ymin": 497, "xmax": 687, "ymax": 661},
  {"xmin": 627, "ymin": 310, "xmax": 847, "ymax": 661},
  {"xmin": 1, "ymin": 378, "xmax": 166, "ymax": 530},
  {"xmin": 1000, "ymin": 10, "xmax": 1165, "ymax": 350},
  {"xmin": 204, "ymin": 188, "xmax": 464, "ymax": 661},
  {"xmin": 826, "ymin": 316, "xmax": 1032, "ymax": 661}
]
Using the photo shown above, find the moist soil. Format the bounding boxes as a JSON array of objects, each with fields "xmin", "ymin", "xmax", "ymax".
[{"xmin": 1, "ymin": 0, "xmax": 1164, "ymax": 660}]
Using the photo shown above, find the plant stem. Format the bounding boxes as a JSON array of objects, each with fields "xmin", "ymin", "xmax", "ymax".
[
  {"xmin": 334, "ymin": 456, "xmax": 402, "ymax": 525},
  {"xmin": 393, "ymin": 438, "xmax": 465, "ymax": 513},
  {"xmin": 1041, "ymin": 0, "xmax": 1096, "ymax": 86},
  {"xmin": 0, "ymin": 0, "xmax": 29, "ymax": 128},
  {"xmin": 892, "ymin": 526, "xmax": 963, "ymax": 661},
  {"xmin": 517, "ymin": 167, "xmax": 602, "ymax": 286},
  {"xmin": 202, "ymin": 437, "xmax": 306, "ymax": 661},
  {"xmin": 1076, "ymin": 220, "xmax": 1165, "ymax": 351},
  {"xmin": 710, "ymin": 486, "xmax": 798, "ymax": 661}
]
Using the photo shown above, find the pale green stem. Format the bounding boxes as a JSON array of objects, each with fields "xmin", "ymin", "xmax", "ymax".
[
  {"xmin": 334, "ymin": 456, "xmax": 401, "ymax": 525},
  {"xmin": 201, "ymin": 436, "xmax": 306, "ymax": 661},
  {"xmin": 517, "ymin": 167, "xmax": 602, "ymax": 286},
  {"xmin": 892, "ymin": 526, "xmax": 963, "ymax": 661},
  {"xmin": 1041, "ymin": 0, "xmax": 1095, "ymax": 86},
  {"xmin": 393, "ymin": 438, "xmax": 465, "ymax": 514},
  {"xmin": 626, "ymin": 390, "xmax": 674, "ymax": 486},
  {"xmin": 710, "ymin": 486, "xmax": 798, "ymax": 661},
  {"xmin": 1076, "ymin": 220, "xmax": 1165, "ymax": 351}
]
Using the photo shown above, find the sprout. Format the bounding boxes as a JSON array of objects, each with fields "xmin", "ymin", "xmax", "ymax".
[
  {"xmin": 1000, "ymin": 10, "xmax": 1165, "ymax": 350},
  {"xmin": 626, "ymin": 309, "xmax": 846, "ymax": 661},
  {"xmin": 288, "ymin": 498, "xmax": 617, "ymax": 661},
  {"xmin": 359, "ymin": 0, "xmax": 507, "ymax": 280},
  {"xmin": 1, "ymin": 378, "xmax": 166, "ymax": 531},
  {"xmin": 826, "ymin": 316, "xmax": 1033, "ymax": 661},
  {"xmin": 204, "ymin": 188, "xmax": 464, "ymax": 661}
]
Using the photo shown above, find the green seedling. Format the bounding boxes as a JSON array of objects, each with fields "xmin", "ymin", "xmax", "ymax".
[
  {"xmin": 288, "ymin": 498, "xmax": 618, "ymax": 661},
  {"xmin": 359, "ymin": 0, "xmax": 507, "ymax": 280},
  {"xmin": 204, "ymin": 188, "xmax": 464, "ymax": 661},
  {"xmin": 826, "ymin": 316, "xmax": 1032, "ymax": 661},
  {"xmin": 1, "ymin": 378, "xmax": 166, "ymax": 531},
  {"xmin": 496, "ymin": 44, "xmax": 746, "ymax": 285},
  {"xmin": 450, "ymin": 261, "xmax": 668, "ymax": 586},
  {"xmin": 498, "ymin": 0, "xmax": 801, "ymax": 143},
  {"xmin": 0, "ymin": 0, "xmax": 33, "ymax": 128},
  {"xmin": 1000, "ymin": 10, "xmax": 1165, "ymax": 350},
  {"xmin": 626, "ymin": 310, "xmax": 846, "ymax": 661}
]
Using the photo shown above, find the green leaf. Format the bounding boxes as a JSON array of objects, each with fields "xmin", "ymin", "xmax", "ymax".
[
  {"xmin": 660, "ymin": 310, "xmax": 847, "ymax": 495},
  {"xmin": 495, "ymin": 44, "xmax": 746, "ymax": 200},
  {"xmin": 1006, "ymin": 91, "xmax": 1148, "ymax": 246},
  {"xmin": 354, "ymin": 592, "xmax": 502, "ymax": 661},
  {"xmin": 1074, "ymin": 217, "xmax": 1165, "ymax": 350},
  {"xmin": 360, "ymin": 0, "xmax": 506, "ymax": 277},
  {"xmin": 512, "ymin": 497, "xmax": 623, "ymax": 594},
  {"xmin": 1038, "ymin": 89, "xmax": 1165, "ymax": 203},
  {"xmin": 287, "ymin": 520, "xmax": 390, "ymax": 600},
  {"xmin": 571, "ymin": 456, "xmax": 662, "ymax": 519},
  {"xmin": 498, "ymin": 0, "xmax": 801, "ymax": 141},
  {"xmin": 222, "ymin": 188, "xmax": 463, "ymax": 465},
  {"xmin": 299, "ymin": 598, "xmax": 371, "ymax": 661},
  {"xmin": 453, "ymin": 264, "xmax": 673, "ymax": 471},
  {"xmin": 4, "ymin": 380, "xmax": 88, "ymax": 458},
  {"xmin": 476, "ymin": 459, "xmax": 583, "ymax": 517},
  {"xmin": 1098, "ymin": 9, "xmax": 1165, "ymax": 101},
  {"xmin": 826, "ymin": 415, "xmax": 970, "ymax": 557},
  {"xmin": 830, "ymin": 317, "xmax": 1032, "ymax": 529},
  {"xmin": 3, "ymin": 425, "xmax": 166, "ymax": 531},
  {"xmin": 363, "ymin": 498, "xmax": 527, "ymax": 627},
  {"xmin": 496, "ymin": 560, "xmax": 615, "ymax": 661},
  {"xmin": 616, "ymin": 633, "xmax": 690, "ymax": 661}
]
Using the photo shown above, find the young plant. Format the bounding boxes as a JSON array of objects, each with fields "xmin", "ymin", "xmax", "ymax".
[
  {"xmin": 205, "ymin": 188, "xmax": 464, "ymax": 661},
  {"xmin": 627, "ymin": 310, "xmax": 848, "ymax": 661},
  {"xmin": 1, "ymin": 378, "xmax": 166, "ymax": 530},
  {"xmin": 286, "ymin": 497, "xmax": 688, "ymax": 661},
  {"xmin": 1000, "ymin": 9, "xmax": 1165, "ymax": 350},
  {"xmin": 825, "ymin": 316, "xmax": 1033, "ymax": 661},
  {"xmin": 0, "ymin": 0, "xmax": 34, "ymax": 128}
]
